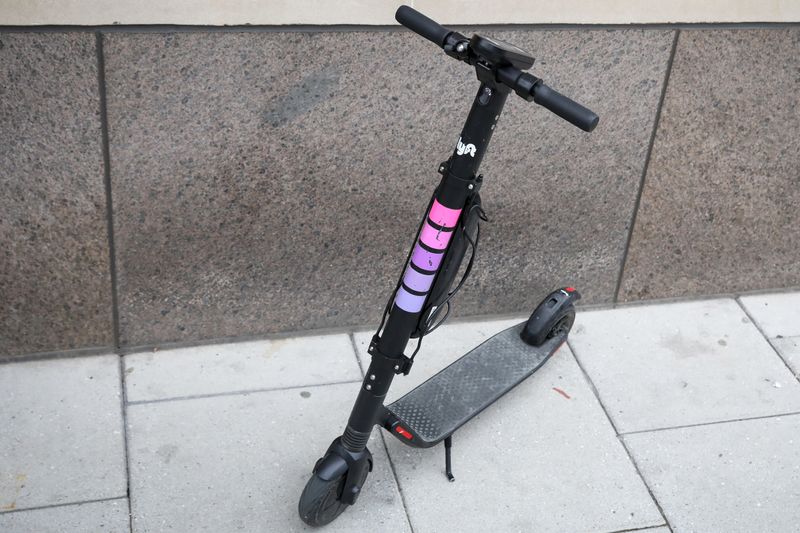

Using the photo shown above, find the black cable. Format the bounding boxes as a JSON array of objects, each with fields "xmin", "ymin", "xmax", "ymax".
[
  {"xmin": 372, "ymin": 192, "xmax": 485, "ymax": 368},
  {"xmin": 422, "ymin": 203, "xmax": 486, "ymax": 335},
  {"xmin": 374, "ymin": 192, "xmax": 437, "ymax": 337}
]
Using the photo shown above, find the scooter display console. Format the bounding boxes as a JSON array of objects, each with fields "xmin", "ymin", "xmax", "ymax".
[{"xmin": 470, "ymin": 34, "xmax": 535, "ymax": 70}]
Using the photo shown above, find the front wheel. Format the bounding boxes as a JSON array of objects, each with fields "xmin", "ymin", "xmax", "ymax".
[
  {"xmin": 298, "ymin": 466, "xmax": 368, "ymax": 527},
  {"xmin": 298, "ymin": 474, "xmax": 347, "ymax": 527}
]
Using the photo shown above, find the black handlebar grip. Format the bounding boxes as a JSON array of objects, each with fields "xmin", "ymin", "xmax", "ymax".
[
  {"xmin": 395, "ymin": 5, "xmax": 451, "ymax": 47},
  {"xmin": 532, "ymin": 83, "xmax": 599, "ymax": 132}
]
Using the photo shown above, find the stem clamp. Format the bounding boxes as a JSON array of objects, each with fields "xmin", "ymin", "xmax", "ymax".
[{"xmin": 368, "ymin": 335, "xmax": 414, "ymax": 375}]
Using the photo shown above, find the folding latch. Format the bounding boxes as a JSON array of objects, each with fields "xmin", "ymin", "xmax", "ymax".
[{"xmin": 368, "ymin": 335, "xmax": 414, "ymax": 375}]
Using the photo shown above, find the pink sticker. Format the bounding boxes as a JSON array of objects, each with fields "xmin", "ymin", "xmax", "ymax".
[
  {"xmin": 428, "ymin": 200, "xmax": 461, "ymax": 229},
  {"xmin": 419, "ymin": 222, "xmax": 452, "ymax": 250}
]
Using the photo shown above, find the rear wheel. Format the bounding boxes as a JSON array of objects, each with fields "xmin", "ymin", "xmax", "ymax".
[
  {"xmin": 298, "ymin": 467, "xmax": 368, "ymax": 527},
  {"xmin": 522, "ymin": 305, "xmax": 575, "ymax": 346},
  {"xmin": 547, "ymin": 308, "xmax": 575, "ymax": 338}
]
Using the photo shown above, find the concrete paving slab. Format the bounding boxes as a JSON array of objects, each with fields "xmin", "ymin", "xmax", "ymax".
[
  {"xmin": 568, "ymin": 299, "xmax": 800, "ymax": 433},
  {"xmin": 0, "ymin": 355, "xmax": 127, "ymax": 511},
  {"xmin": 372, "ymin": 328, "xmax": 663, "ymax": 532},
  {"xmin": 772, "ymin": 336, "xmax": 800, "ymax": 378},
  {"xmin": 624, "ymin": 414, "xmax": 800, "ymax": 533},
  {"xmin": 739, "ymin": 291, "xmax": 800, "ymax": 338},
  {"xmin": 124, "ymin": 334, "xmax": 361, "ymax": 402},
  {"xmin": 126, "ymin": 382, "xmax": 410, "ymax": 532},
  {"xmin": 353, "ymin": 317, "xmax": 524, "ymax": 399},
  {"xmin": 0, "ymin": 498, "xmax": 130, "ymax": 532}
]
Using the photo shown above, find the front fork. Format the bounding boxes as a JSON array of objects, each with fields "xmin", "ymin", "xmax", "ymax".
[
  {"xmin": 311, "ymin": 339, "xmax": 402, "ymax": 505},
  {"xmin": 342, "ymin": 348, "xmax": 401, "ymax": 450}
]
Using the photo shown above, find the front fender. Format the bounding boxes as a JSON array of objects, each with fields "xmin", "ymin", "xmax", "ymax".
[
  {"xmin": 312, "ymin": 437, "xmax": 373, "ymax": 481},
  {"xmin": 314, "ymin": 452, "xmax": 349, "ymax": 481}
]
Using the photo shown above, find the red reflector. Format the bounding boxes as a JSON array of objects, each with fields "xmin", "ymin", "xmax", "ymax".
[
  {"xmin": 395, "ymin": 426, "xmax": 413, "ymax": 440},
  {"xmin": 565, "ymin": 287, "xmax": 576, "ymax": 292}
]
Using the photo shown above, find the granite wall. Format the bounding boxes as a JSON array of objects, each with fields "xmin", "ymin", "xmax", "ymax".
[{"xmin": 1, "ymin": 26, "xmax": 798, "ymax": 357}]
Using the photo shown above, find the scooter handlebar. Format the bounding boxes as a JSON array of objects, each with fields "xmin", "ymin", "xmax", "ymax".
[
  {"xmin": 396, "ymin": 5, "xmax": 600, "ymax": 133},
  {"xmin": 532, "ymin": 83, "xmax": 599, "ymax": 132},
  {"xmin": 497, "ymin": 66, "xmax": 600, "ymax": 132},
  {"xmin": 395, "ymin": 5, "xmax": 451, "ymax": 47}
]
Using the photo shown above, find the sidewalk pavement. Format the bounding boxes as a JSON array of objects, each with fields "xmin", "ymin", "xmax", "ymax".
[{"xmin": 1, "ymin": 292, "xmax": 799, "ymax": 532}]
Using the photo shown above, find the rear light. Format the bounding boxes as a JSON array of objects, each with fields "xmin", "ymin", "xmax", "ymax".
[{"xmin": 395, "ymin": 426, "xmax": 413, "ymax": 440}]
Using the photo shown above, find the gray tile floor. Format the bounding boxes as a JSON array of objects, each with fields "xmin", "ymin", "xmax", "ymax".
[{"xmin": 1, "ymin": 292, "xmax": 799, "ymax": 532}]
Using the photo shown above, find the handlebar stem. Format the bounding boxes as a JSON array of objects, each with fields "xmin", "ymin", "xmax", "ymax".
[{"xmin": 447, "ymin": 83, "xmax": 509, "ymax": 181}]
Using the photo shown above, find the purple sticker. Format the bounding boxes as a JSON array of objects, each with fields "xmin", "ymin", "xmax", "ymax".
[
  {"xmin": 410, "ymin": 243, "xmax": 443, "ymax": 272},
  {"xmin": 402, "ymin": 266, "xmax": 436, "ymax": 293},
  {"xmin": 395, "ymin": 287, "xmax": 427, "ymax": 313}
]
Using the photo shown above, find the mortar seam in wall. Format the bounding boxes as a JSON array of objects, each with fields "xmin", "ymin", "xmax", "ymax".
[
  {"xmin": 95, "ymin": 32, "xmax": 122, "ymax": 351},
  {"xmin": 1, "ymin": 22, "xmax": 799, "ymax": 33},
  {"xmin": 612, "ymin": 29, "xmax": 680, "ymax": 305}
]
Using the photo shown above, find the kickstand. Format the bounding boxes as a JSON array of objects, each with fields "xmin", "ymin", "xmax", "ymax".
[{"xmin": 444, "ymin": 435, "xmax": 455, "ymax": 482}]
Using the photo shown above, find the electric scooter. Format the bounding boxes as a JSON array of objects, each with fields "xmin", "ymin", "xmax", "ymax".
[{"xmin": 298, "ymin": 5, "xmax": 599, "ymax": 526}]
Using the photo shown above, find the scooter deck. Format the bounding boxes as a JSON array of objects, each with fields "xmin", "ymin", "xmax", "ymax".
[{"xmin": 385, "ymin": 323, "xmax": 566, "ymax": 447}]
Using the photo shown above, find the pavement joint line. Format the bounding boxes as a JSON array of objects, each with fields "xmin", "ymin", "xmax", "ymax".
[
  {"xmin": 348, "ymin": 332, "xmax": 366, "ymax": 377},
  {"xmin": 612, "ymin": 437, "xmax": 674, "ymax": 533},
  {"xmin": 117, "ymin": 326, "xmax": 371, "ymax": 358},
  {"xmin": 124, "ymin": 498, "xmax": 133, "ymax": 532},
  {"xmin": 619, "ymin": 409, "xmax": 800, "ymax": 437},
  {"xmin": 604, "ymin": 524, "xmax": 670, "ymax": 533},
  {"xmin": 124, "ymin": 379, "xmax": 363, "ymax": 406},
  {"xmin": 0, "ymin": 495, "xmax": 128, "ymax": 516},
  {"xmin": 566, "ymin": 339, "xmax": 673, "ymax": 532},
  {"xmin": 565, "ymin": 339, "xmax": 622, "ymax": 437},
  {"xmin": 116, "ymin": 355, "xmax": 134, "ymax": 533},
  {"xmin": 734, "ymin": 296, "xmax": 800, "ymax": 385},
  {"xmin": 377, "ymin": 429, "xmax": 417, "ymax": 533},
  {"xmin": 345, "ymin": 334, "xmax": 417, "ymax": 532},
  {"xmin": 349, "ymin": 331, "xmax": 416, "ymax": 532}
]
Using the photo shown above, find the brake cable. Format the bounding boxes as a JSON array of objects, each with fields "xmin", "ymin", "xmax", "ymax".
[
  {"xmin": 422, "ymin": 203, "xmax": 487, "ymax": 335},
  {"xmin": 372, "ymin": 196, "xmax": 486, "ymax": 367}
]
